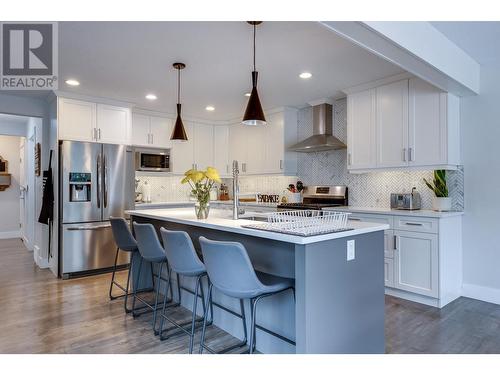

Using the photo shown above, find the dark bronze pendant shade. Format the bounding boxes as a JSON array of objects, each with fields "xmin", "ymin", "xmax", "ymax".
[
  {"xmin": 170, "ymin": 62, "xmax": 188, "ymax": 141},
  {"xmin": 242, "ymin": 21, "xmax": 266, "ymax": 126}
]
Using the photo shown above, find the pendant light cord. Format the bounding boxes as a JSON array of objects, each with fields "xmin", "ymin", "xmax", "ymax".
[
  {"xmin": 177, "ymin": 67, "xmax": 181, "ymax": 104},
  {"xmin": 253, "ymin": 23, "xmax": 256, "ymax": 71}
]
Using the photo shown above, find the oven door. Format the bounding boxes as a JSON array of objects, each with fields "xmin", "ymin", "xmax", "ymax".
[{"xmin": 135, "ymin": 150, "xmax": 170, "ymax": 172}]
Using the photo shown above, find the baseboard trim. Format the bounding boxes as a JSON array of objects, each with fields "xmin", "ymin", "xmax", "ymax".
[
  {"xmin": 462, "ymin": 283, "xmax": 500, "ymax": 306},
  {"xmin": 0, "ymin": 230, "xmax": 21, "ymax": 239}
]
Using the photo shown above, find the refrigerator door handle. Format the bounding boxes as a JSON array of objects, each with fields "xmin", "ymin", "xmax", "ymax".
[
  {"xmin": 67, "ymin": 224, "xmax": 112, "ymax": 231},
  {"xmin": 96, "ymin": 153, "xmax": 101, "ymax": 209},
  {"xmin": 103, "ymin": 154, "xmax": 108, "ymax": 208}
]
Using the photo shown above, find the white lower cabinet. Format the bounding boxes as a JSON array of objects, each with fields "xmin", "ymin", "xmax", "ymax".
[
  {"xmin": 384, "ymin": 258, "xmax": 395, "ymax": 288},
  {"xmin": 347, "ymin": 210, "xmax": 462, "ymax": 308},
  {"xmin": 394, "ymin": 230, "xmax": 438, "ymax": 298}
]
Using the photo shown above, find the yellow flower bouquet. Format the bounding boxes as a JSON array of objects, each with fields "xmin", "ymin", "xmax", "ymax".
[{"xmin": 181, "ymin": 167, "xmax": 221, "ymax": 219}]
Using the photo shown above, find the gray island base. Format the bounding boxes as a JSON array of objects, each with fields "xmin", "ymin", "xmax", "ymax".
[{"xmin": 127, "ymin": 208, "xmax": 388, "ymax": 354}]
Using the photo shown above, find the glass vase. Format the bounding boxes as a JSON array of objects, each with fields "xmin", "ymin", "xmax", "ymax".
[{"xmin": 195, "ymin": 201, "xmax": 210, "ymax": 219}]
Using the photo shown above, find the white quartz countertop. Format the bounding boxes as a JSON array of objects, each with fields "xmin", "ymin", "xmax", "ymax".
[
  {"xmin": 126, "ymin": 208, "xmax": 388, "ymax": 245},
  {"xmin": 324, "ymin": 206, "xmax": 464, "ymax": 218}
]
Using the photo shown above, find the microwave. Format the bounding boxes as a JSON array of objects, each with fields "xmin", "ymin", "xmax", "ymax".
[{"xmin": 135, "ymin": 148, "xmax": 170, "ymax": 172}]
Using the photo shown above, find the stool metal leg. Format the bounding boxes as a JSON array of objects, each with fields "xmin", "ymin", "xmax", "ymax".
[
  {"xmin": 152, "ymin": 262, "xmax": 164, "ymax": 331},
  {"xmin": 188, "ymin": 274, "xmax": 202, "ymax": 354},
  {"xmin": 123, "ymin": 261, "xmax": 133, "ymax": 313},
  {"xmin": 199, "ymin": 283, "xmax": 213, "ymax": 354},
  {"xmin": 177, "ymin": 272, "xmax": 182, "ymax": 303},
  {"xmin": 240, "ymin": 299, "xmax": 248, "ymax": 346},
  {"xmin": 109, "ymin": 247, "xmax": 121, "ymax": 300},
  {"xmin": 157, "ymin": 267, "xmax": 172, "ymax": 336},
  {"xmin": 131, "ymin": 256, "xmax": 143, "ymax": 318}
]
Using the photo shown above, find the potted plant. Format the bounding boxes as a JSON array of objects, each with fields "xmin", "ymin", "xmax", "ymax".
[
  {"xmin": 181, "ymin": 167, "xmax": 221, "ymax": 219},
  {"xmin": 423, "ymin": 170, "xmax": 451, "ymax": 211}
]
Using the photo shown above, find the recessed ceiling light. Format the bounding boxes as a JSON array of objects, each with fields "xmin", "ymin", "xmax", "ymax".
[
  {"xmin": 244, "ymin": 92, "xmax": 251, "ymax": 97},
  {"xmin": 205, "ymin": 106, "xmax": 215, "ymax": 111},
  {"xmin": 65, "ymin": 79, "xmax": 80, "ymax": 86},
  {"xmin": 299, "ymin": 72, "xmax": 312, "ymax": 79},
  {"xmin": 145, "ymin": 94, "xmax": 157, "ymax": 100}
]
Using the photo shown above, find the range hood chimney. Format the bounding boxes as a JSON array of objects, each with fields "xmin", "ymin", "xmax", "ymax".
[{"xmin": 289, "ymin": 102, "xmax": 346, "ymax": 152}]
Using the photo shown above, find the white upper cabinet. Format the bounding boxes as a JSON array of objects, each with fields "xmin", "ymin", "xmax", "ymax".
[
  {"xmin": 131, "ymin": 113, "xmax": 151, "ymax": 147},
  {"xmin": 228, "ymin": 123, "xmax": 248, "ymax": 174},
  {"xmin": 58, "ymin": 98, "xmax": 96, "ymax": 142},
  {"xmin": 347, "ymin": 89, "xmax": 376, "ymax": 169},
  {"xmin": 347, "ymin": 77, "xmax": 460, "ymax": 172},
  {"xmin": 228, "ymin": 107, "xmax": 297, "ymax": 176},
  {"xmin": 193, "ymin": 123, "xmax": 214, "ymax": 171},
  {"xmin": 171, "ymin": 122, "xmax": 195, "ymax": 174},
  {"xmin": 96, "ymin": 104, "xmax": 131, "ymax": 145},
  {"xmin": 58, "ymin": 97, "xmax": 131, "ymax": 145},
  {"xmin": 214, "ymin": 125, "xmax": 230, "ymax": 176},
  {"xmin": 376, "ymin": 80, "xmax": 409, "ymax": 168},
  {"xmin": 149, "ymin": 116, "xmax": 172, "ymax": 149},
  {"xmin": 408, "ymin": 78, "xmax": 460, "ymax": 167},
  {"xmin": 132, "ymin": 114, "xmax": 172, "ymax": 149}
]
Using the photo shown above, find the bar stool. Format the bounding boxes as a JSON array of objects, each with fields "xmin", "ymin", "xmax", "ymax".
[
  {"xmin": 132, "ymin": 222, "xmax": 173, "ymax": 330},
  {"xmin": 109, "ymin": 217, "xmax": 138, "ymax": 313},
  {"xmin": 198, "ymin": 236, "xmax": 295, "ymax": 354},
  {"xmin": 157, "ymin": 228, "xmax": 213, "ymax": 353}
]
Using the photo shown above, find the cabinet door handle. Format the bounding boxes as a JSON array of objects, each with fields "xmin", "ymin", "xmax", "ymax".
[
  {"xmin": 151, "ymin": 133, "xmax": 154, "ymax": 145},
  {"xmin": 409, "ymin": 147, "xmax": 413, "ymax": 162},
  {"xmin": 349, "ymin": 217, "xmax": 361, "ymax": 221},
  {"xmin": 348, "ymin": 153, "xmax": 352, "ymax": 166},
  {"xmin": 404, "ymin": 221, "xmax": 423, "ymax": 226},
  {"xmin": 242, "ymin": 163, "xmax": 247, "ymax": 173},
  {"xmin": 279, "ymin": 159, "xmax": 283, "ymax": 170},
  {"xmin": 98, "ymin": 128, "xmax": 101, "ymax": 140},
  {"xmin": 402, "ymin": 148, "xmax": 406, "ymax": 162},
  {"xmin": 393, "ymin": 235, "xmax": 397, "ymax": 250},
  {"xmin": 226, "ymin": 164, "xmax": 229, "ymax": 174}
]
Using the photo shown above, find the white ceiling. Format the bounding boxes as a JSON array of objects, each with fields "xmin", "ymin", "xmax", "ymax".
[
  {"xmin": 431, "ymin": 21, "xmax": 500, "ymax": 65},
  {"xmin": 58, "ymin": 21, "xmax": 402, "ymax": 121}
]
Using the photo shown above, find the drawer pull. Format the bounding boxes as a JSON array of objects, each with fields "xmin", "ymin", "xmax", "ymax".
[
  {"xmin": 393, "ymin": 235, "xmax": 397, "ymax": 250},
  {"xmin": 349, "ymin": 218, "xmax": 361, "ymax": 221},
  {"xmin": 404, "ymin": 222, "xmax": 424, "ymax": 226}
]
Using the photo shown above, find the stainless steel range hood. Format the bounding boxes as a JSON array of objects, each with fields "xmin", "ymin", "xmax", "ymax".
[{"xmin": 289, "ymin": 103, "xmax": 346, "ymax": 152}]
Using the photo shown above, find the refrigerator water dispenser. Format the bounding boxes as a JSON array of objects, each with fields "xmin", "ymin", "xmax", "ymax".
[{"xmin": 69, "ymin": 172, "xmax": 91, "ymax": 202}]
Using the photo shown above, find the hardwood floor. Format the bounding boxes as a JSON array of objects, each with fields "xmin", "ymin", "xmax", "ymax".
[{"xmin": 2, "ymin": 238, "xmax": 500, "ymax": 354}]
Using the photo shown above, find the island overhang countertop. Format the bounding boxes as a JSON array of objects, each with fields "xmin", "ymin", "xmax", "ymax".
[{"xmin": 126, "ymin": 208, "xmax": 389, "ymax": 245}]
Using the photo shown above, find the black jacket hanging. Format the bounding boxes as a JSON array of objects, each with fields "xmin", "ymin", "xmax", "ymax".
[{"xmin": 38, "ymin": 150, "xmax": 54, "ymax": 258}]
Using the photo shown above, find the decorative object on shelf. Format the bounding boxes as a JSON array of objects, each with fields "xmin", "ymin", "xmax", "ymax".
[
  {"xmin": 218, "ymin": 183, "xmax": 230, "ymax": 201},
  {"xmin": 35, "ymin": 143, "xmax": 41, "ymax": 176},
  {"xmin": 242, "ymin": 21, "xmax": 266, "ymax": 126},
  {"xmin": 181, "ymin": 167, "xmax": 221, "ymax": 219},
  {"xmin": 424, "ymin": 170, "xmax": 451, "ymax": 211},
  {"xmin": 170, "ymin": 62, "xmax": 188, "ymax": 141},
  {"xmin": 0, "ymin": 155, "xmax": 11, "ymax": 191},
  {"xmin": 0, "ymin": 155, "xmax": 7, "ymax": 173}
]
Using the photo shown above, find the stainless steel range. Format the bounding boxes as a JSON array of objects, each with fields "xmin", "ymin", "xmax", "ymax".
[{"xmin": 277, "ymin": 185, "xmax": 348, "ymax": 211}]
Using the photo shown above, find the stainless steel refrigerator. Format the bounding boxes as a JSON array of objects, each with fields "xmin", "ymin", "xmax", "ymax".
[{"xmin": 59, "ymin": 140, "xmax": 134, "ymax": 278}]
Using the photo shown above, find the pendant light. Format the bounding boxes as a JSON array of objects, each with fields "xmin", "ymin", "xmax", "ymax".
[
  {"xmin": 170, "ymin": 62, "xmax": 188, "ymax": 141},
  {"xmin": 242, "ymin": 21, "xmax": 266, "ymax": 126}
]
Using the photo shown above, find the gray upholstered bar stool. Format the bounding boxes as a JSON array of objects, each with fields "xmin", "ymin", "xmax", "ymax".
[
  {"xmin": 157, "ymin": 228, "xmax": 213, "ymax": 353},
  {"xmin": 109, "ymin": 217, "xmax": 138, "ymax": 313},
  {"xmin": 198, "ymin": 236, "xmax": 295, "ymax": 354},
  {"xmin": 132, "ymin": 222, "xmax": 172, "ymax": 330}
]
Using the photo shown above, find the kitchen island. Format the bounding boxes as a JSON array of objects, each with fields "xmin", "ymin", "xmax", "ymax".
[{"xmin": 127, "ymin": 208, "xmax": 389, "ymax": 354}]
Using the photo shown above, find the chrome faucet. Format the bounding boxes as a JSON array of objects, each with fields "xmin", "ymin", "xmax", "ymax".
[{"xmin": 232, "ymin": 160, "xmax": 243, "ymax": 220}]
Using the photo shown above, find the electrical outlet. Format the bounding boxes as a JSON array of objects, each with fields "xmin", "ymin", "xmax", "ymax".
[{"xmin": 347, "ymin": 240, "xmax": 355, "ymax": 261}]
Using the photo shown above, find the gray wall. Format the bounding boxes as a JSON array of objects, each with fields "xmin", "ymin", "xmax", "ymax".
[{"xmin": 461, "ymin": 59, "xmax": 500, "ymax": 302}]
